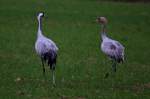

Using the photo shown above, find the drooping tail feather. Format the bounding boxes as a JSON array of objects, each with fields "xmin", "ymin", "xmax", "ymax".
[{"xmin": 42, "ymin": 50, "xmax": 57, "ymax": 70}]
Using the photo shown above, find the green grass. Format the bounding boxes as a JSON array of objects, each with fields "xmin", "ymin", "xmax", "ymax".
[{"xmin": 0, "ymin": 0, "xmax": 150, "ymax": 98}]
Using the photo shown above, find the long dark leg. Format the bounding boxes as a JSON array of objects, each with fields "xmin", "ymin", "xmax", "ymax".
[
  {"xmin": 41, "ymin": 58, "xmax": 45, "ymax": 75},
  {"xmin": 112, "ymin": 60, "xmax": 117, "ymax": 72},
  {"xmin": 52, "ymin": 69, "xmax": 56, "ymax": 86},
  {"xmin": 104, "ymin": 59, "xmax": 110, "ymax": 79},
  {"xmin": 51, "ymin": 64, "xmax": 56, "ymax": 86},
  {"xmin": 104, "ymin": 60, "xmax": 117, "ymax": 78}
]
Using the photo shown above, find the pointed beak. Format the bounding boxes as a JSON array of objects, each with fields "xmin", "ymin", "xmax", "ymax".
[
  {"xmin": 96, "ymin": 17, "xmax": 100, "ymax": 23},
  {"xmin": 95, "ymin": 18, "xmax": 99, "ymax": 23},
  {"xmin": 96, "ymin": 18, "xmax": 99, "ymax": 23}
]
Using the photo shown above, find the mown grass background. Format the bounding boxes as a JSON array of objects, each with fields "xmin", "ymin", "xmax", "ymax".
[{"xmin": 0, "ymin": 0, "xmax": 150, "ymax": 98}]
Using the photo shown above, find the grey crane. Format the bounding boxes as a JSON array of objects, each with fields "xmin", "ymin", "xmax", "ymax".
[
  {"xmin": 97, "ymin": 17, "xmax": 124, "ymax": 77},
  {"xmin": 35, "ymin": 12, "xmax": 58, "ymax": 85}
]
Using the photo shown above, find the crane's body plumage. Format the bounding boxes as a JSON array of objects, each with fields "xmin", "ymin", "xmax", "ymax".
[
  {"xmin": 35, "ymin": 12, "xmax": 58, "ymax": 85},
  {"xmin": 35, "ymin": 35, "xmax": 58, "ymax": 57},
  {"xmin": 101, "ymin": 35, "xmax": 124, "ymax": 63},
  {"xmin": 35, "ymin": 35, "xmax": 58, "ymax": 69}
]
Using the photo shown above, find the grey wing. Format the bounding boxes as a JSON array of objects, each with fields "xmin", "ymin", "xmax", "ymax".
[
  {"xmin": 102, "ymin": 41, "xmax": 124, "ymax": 62},
  {"xmin": 35, "ymin": 41, "xmax": 49, "ymax": 56},
  {"xmin": 46, "ymin": 38, "xmax": 59, "ymax": 51}
]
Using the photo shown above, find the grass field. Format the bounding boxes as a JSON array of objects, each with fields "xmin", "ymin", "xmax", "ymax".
[{"xmin": 0, "ymin": 0, "xmax": 150, "ymax": 98}]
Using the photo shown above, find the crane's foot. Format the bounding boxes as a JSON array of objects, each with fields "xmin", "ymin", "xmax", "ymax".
[
  {"xmin": 104, "ymin": 72, "xmax": 109, "ymax": 79},
  {"xmin": 52, "ymin": 82, "xmax": 56, "ymax": 87}
]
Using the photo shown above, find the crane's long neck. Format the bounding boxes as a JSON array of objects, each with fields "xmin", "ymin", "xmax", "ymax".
[
  {"xmin": 100, "ymin": 24, "xmax": 107, "ymax": 40},
  {"xmin": 37, "ymin": 17, "xmax": 43, "ymax": 37}
]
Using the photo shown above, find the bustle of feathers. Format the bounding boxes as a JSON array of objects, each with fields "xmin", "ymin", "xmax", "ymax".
[{"xmin": 42, "ymin": 50, "xmax": 57, "ymax": 70}]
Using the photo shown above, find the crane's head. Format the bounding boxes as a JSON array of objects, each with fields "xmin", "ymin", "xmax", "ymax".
[
  {"xmin": 37, "ymin": 12, "xmax": 44, "ymax": 20},
  {"xmin": 96, "ymin": 17, "xmax": 108, "ymax": 25}
]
